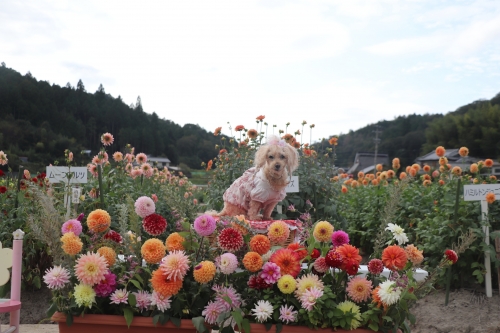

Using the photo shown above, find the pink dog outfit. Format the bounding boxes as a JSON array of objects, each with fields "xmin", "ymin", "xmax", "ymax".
[{"xmin": 223, "ymin": 167, "xmax": 286, "ymax": 211}]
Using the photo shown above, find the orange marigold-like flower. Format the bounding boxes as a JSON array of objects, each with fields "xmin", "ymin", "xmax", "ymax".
[
  {"xmin": 423, "ymin": 165, "xmax": 431, "ymax": 172},
  {"xmin": 439, "ymin": 157, "xmax": 448, "ymax": 166},
  {"xmin": 242, "ymin": 252, "xmax": 263, "ymax": 272},
  {"xmin": 193, "ymin": 261, "xmax": 216, "ymax": 283},
  {"xmin": 341, "ymin": 185, "xmax": 348, "ymax": 193},
  {"xmin": 382, "ymin": 245, "xmax": 407, "ymax": 271},
  {"xmin": 214, "ymin": 127, "xmax": 222, "ymax": 136},
  {"xmin": 329, "ymin": 137, "xmax": 338, "ymax": 146},
  {"xmin": 357, "ymin": 171, "xmax": 364, "ymax": 179},
  {"xmin": 452, "ymin": 166, "xmax": 462, "ymax": 176},
  {"xmin": 459, "ymin": 147, "xmax": 469, "ymax": 157},
  {"xmin": 392, "ymin": 158, "xmax": 400, "ymax": 170},
  {"xmin": 206, "ymin": 160, "xmax": 213, "ymax": 171},
  {"xmin": 411, "ymin": 164, "xmax": 421, "ymax": 172},
  {"xmin": 87, "ymin": 209, "xmax": 111, "ymax": 233},
  {"xmin": 423, "ymin": 174, "xmax": 431, "ymax": 181},
  {"xmin": 371, "ymin": 179, "xmax": 379, "ymax": 186},
  {"xmin": 61, "ymin": 232, "xmax": 83, "ymax": 255},
  {"xmin": 166, "ymin": 232, "xmax": 185, "ymax": 252},
  {"xmin": 351, "ymin": 180, "xmax": 359, "ymax": 188},
  {"xmin": 405, "ymin": 244, "xmax": 424, "ymax": 266},
  {"xmin": 376, "ymin": 164, "xmax": 383, "ymax": 172},
  {"xmin": 439, "ymin": 179, "xmax": 445, "ymax": 186},
  {"xmin": 256, "ymin": 115, "xmax": 265, "ymax": 121},
  {"xmin": 141, "ymin": 238, "xmax": 166, "ymax": 264},
  {"xmin": 287, "ymin": 243, "xmax": 308, "ymax": 260},
  {"xmin": 386, "ymin": 170, "xmax": 395, "ymax": 179},
  {"xmin": 97, "ymin": 246, "xmax": 116, "ymax": 266},
  {"xmin": 469, "ymin": 163, "xmax": 478, "ymax": 173},
  {"xmin": 405, "ymin": 166, "xmax": 411, "ymax": 173},
  {"xmin": 435, "ymin": 146, "xmax": 446, "ymax": 157},
  {"xmin": 267, "ymin": 221, "xmax": 290, "ymax": 245},
  {"xmin": 491, "ymin": 176, "xmax": 497, "ymax": 181},
  {"xmin": 423, "ymin": 179, "xmax": 431, "ymax": 187},
  {"xmin": 337, "ymin": 244, "xmax": 362, "ymax": 265},
  {"xmin": 235, "ymin": 125, "xmax": 245, "ymax": 132},
  {"xmin": 247, "ymin": 129, "xmax": 258, "ymax": 139},
  {"xmin": 371, "ymin": 286, "xmax": 385, "ymax": 309},
  {"xmin": 486, "ymin": 193, "xmax": 496, "ymax": 204},
  {"xmin": 270, "ymin": 248, "xmax": 301, "ymax": 278},
  {"xmin": 399, "ymin": 172, "xmax": 407, "ymax": 180},
  {"xmin": 379, "ymin": 172, "xmax": 388, "ymax": 181},
  {"xmin": 150, "ymin": 269, "xmax": 183, "ymax": 296},
  {"xmin": 409, "ymin": 168, "xmax": 417, "ymax": 177},
  {"xmin": 249, "ymin": 235, "xmax": 271, "ymax": 255},
  {"xmin": 484, "ymin": 159, "xmax": 494, "ymax": 168},
  {"xmin": 313, "ymin": 221, "xmax": 334, "ymax": 242}
]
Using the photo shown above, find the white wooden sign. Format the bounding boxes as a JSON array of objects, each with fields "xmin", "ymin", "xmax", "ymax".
[
  {"xmin": 463, "ymin": 184, "xmax": 499, "ymax": 298},
  {"xmin": 71, "ymin": 187, "xmax": 82, "ymax": 203},
  {"xmin": 464, "ymin": 184, "xmax": 500, "ymax": 201},
  {"xmin": 46, "ymin": 166, "xmax": 88, "ymax": 184},
  {"xmin": 285, "ymin": 176, "xmax": 299, "ymax": 193}
]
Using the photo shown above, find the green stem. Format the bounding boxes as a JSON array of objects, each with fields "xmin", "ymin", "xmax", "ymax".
[
  {"xmin": 97, "ymin": 164, "xmax": 105, "ymax": 208},
  {"xmin": 13, "ymin": 165, "xmax": 24, "ymax": 219}
]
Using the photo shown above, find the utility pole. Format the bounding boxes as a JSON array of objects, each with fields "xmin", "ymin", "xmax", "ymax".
[{"xmin": 373, "ymin": 125, "xmax": 382, "ymax": 166}]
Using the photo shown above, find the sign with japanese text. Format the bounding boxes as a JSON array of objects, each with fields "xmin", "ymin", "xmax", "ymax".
[
  {"xmin": 46, "ymin": 166, "xmax": 88, "ymax": 184},
  {"xmin": 285, "ymin": 176, "xmax": 299, "ymax": 193},
  {"xmin": 463, "ymin": 184, "xmax": 500, "ymax": 201}
]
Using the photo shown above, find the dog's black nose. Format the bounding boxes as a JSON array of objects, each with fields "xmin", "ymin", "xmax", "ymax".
[{"xmin": 275, "ymin": 164, "xmax": 281, "ymax": 170}]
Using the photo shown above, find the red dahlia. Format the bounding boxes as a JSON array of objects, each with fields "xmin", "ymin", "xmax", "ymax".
[
  {"xmin": 217, "ymin": 228, "xmax": 244, "ymax": 252},
  {"xmin": 248, "ymin": 275, "xmax": 272, "ymax": 290},
  {"xmin": 0, "ymin": 186, "xmax": 7, "ymax": 194},
  {"xmin": 310, "ymin": 248, "xmax": 320, "ymax": 259},
  {"xmin": 343, "ymin": 259, "xmax": 359, "ymax": 275},
  {"xmin": 143, "ymin": 213, "xmax": 167, "ymax": 236},
  {"xmin": 325, "ymin": 249, "xmax": 343, "ymax": 268},
  {"xmin": 444, "ymin": 249, "xmax": 458, "ymax": 264},
  {"xmin": 367, "ymin": 258, "xmax": 384, "ymax": 275},
  {"xmin": 104, "ymin": 230, "xmax": 123, "ymax": 243}
]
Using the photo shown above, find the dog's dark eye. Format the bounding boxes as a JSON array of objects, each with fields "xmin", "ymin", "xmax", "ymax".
[
  {"xmin": 268, "ymin": 155, "xmax": 274, "ymax": 159},
  {"xmin": 280, "ymin": 154, "xmax": 285, "ymax": 159}
]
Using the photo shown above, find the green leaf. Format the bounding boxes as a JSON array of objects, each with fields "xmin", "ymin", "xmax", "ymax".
[
  {"xmin": 408, "ymin": 313, "xmax": 416, "ymax": 325},
  {"xmin": 66, "ymin": 313, "xmax": 73, "ymax": 327},
  {"xmin": 221, "ymin": 326, "xmax": 234, "ymax": 333},
  {"xmin": 171, "ymin": 317, "xmax": 181, "ymax": 328},
  {"xmin": 192, "ymin": 316, "xmax": 207, "ymax": 333},
  {"xmin": 153, "ymin": 314, "xmax": 160, "ymax": 326},
  {"xmin": 276, "ymin": 323, "xmax": 283, "ymax": 333},
  {"xmin": 242, "ymin": 318, "xmax": 251, "ymax": 333},
  {"xmin": 46, "ymin": 302, "xmax": 58, "ymax": 318},
  {"xmin": 160, "ymin": 314, "xmax": 170, "ymax": 325},
  {"xmin": 368, "ymin": 322, "xmax": 379, "ymax": 331},
  {"xmin": 123, "ymin": 308, "xmax": 134, "ymax": 328},
  {"xmin": 33, "ymin": 275, "xmax": 41, "ymax": 289},
  {"xmin": 231, "ymin": 310, "xmax": 243, "ymax": 329},
  {"xmin": 130, "ymin": 279, "xmax": 142, "ymax": 289},
  {"xmin": 264, "ymin": 322, "xmax": 272, "ymax": 331},
  {"xmin": 128, "ymin": 293, "xmax": 137, "ymax": 307}
]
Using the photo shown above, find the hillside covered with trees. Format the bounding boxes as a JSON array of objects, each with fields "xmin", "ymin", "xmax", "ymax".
[{"xmin": 1, "ymin": 63, "xmax": 499, "ymax": 173}]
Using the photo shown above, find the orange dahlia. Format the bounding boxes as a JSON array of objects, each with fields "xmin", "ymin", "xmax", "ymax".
[
  {"xmin": 486, "ymin": 192, "xmax": 496, "ymax": 204},
  {"xmin": 193, "ymin": 261, "xmax": 216, "ymax": 283},
  {"xmin": 231, "ymin": 215, "xmax": 250, "ymax": 235},
  {"xmin": 141, "ymin": 238, "xmax": 166, "ymax": 264},
  {"xmin": 435, "ymin": 146, "xmax": 445, "ymax": 157},
  {"xmin": 150, "ymin": 269, "xmax": 183, "ymax": 297},
  {"xmin": 269, "ymin": 248, "xmax": 301, "ymax": 278},
  {"xmin": 404, "ymin": 244, "xmax": 423, "ymax": 266},
  {"xmin": 165, "ymin": 232, "xmax": 185, "ymax": 252},
  {"xmin": 484, "ymin": 159, "xmax": 494, "ymax": 168},
  {"xmin": 459, "ymin": 147, "xmax": 469, "ymax": 157},
  {"xmin": 371, "ymin": 286, "xmax": 385, "ymax": 309},
  {"xmin": 382, "ymin": 245, "xmax": 407, "ymax": 271},
  {"xmin": 61, "ymin": 232, "xmax": 83, "ymax": 255},
  {"xmin": 242, "ymin": 252, "xmax": 263, "ymax": 272},
  {"xmin": 249, "ymin": 235, "xmax": 271, "ymax": 255},
  {"xmin": 97, "ymin": 246, "xmax": 116, "ymax": 266},
  {"xmin": 267, "ymin": 221, "xmax": 290, "ymax": 245},
  {"xmin": 392, "ymin": 158, "xmax": 400, "ymax": 170},
  {"xmin": 87, "ymin": 209, "xmax": 111, "ymax": 233},
  {"xmin": 470, "ymin": 163, "xmax": 478, "ymax": 173},
  {"xmin": 337, "ymin": 244, "xmax": 362, "ymax": 265},
  {"xmin": 287, "ymin": 243, "xmax": 308, "ymax": 260},
  {"xmin": 313, "ymin": 221, "xmax": 334, "ymax": 242}
]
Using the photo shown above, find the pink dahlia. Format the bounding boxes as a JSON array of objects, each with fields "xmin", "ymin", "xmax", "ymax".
[
  {"xmin": 135, "ymin": 196, "xmax": 155, "ymax": 218},
  {"xmin": 259, "ymin": 262, "xmax": 281, "ymax": 284},
  {"xmin": 151, "ymin": 291, "xmax": 171, "ymax": 312},
  {"xmin": 93, "ymin": 271, "xmax": 117, "ymax": 297},
  {"xmin": 213, "ymin": 285, "xmax": 242, "ymax": 310},
  {"xmin": 112, "ymin": 152, "xmax": 123, "ymax": 162},
  {"xmin": 134, "ymin": 290, "xmax": 152, "ymax": 311},
  {"xmin": 87, "ymin": 164, "xmax": 98, "ymax": 177},
  {"xmin": 331, "ymin": 230, "xmax": 349, "ymax": 247},
  {"xmin": 101, "ymin": 132, "xmax": 114, "ymax": 146},
  {"xmin": 193, "ymin": 214, "xmax": 217, "ymax": 236},
  {"xmin": 202, "ymin": 301, "xmax": 225, "ymax": 325},
  {"xmin": 300, "ymin": 286, "xmax": 324, "ymax": 311},
  {"xmin": 136, "ymin": 153, "xmax": 148, "ymax": 165},
  {"xmin": 61, "ymin": 219, "xmax": 83, "ymax": 236},
  {"xmin": 160, "ymin": 250, "xmax": 190, "ymax": 281},
  {"xmin": 125, "ymin": 153, "xmax": 134, "ymax": 163},
  {"xmin": 104, "ymin": 230, "xmax": 123, "ymax": 243},
  {"xmin": 346, "ymin": 276, "xmax": 373, "ymax": 303},
  {"xmin": 74, "ymin": 252, "xmax": 108, "ymax": 286},
  {"xmin": 313, "ymin": 257, "xmax": 329, "ymax": 273},
  {"xmin": 143, "ymin": 213, "xmax": 167, "ymax": 235},
  {"xmin": 279, "ymin": 304, "xmax": 298, "ymax": 324},
  {"xmin": 218, "ymin": 253, "xmax": 238, "ymax": 275},
  {"xmin": 125, "ymin": 163, "xmax": 133, "ymax": 173},
  {"xmin": 130, "ymin": 168, "xmax": 142, "ymax": 179},
  {"xmin": 367, "ymin": 259, "xmax": 384, "ymax": 275},
  {"xmin": 217, "ymin": 227, "xmax": 244, "ymax": 252},
  {"xmin": 43, "ymin": 265, "xmax": 70, "ymax": 290},
  {"xmin": 141, "ymin": 163, "xmax": 154, "ymax": 178},
  {"xmin": 110, "ymin": 288, "xmax": 129, "ymax": 304}
]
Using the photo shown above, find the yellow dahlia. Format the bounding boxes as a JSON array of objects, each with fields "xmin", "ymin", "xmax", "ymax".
[
  {"xmin": 295, "ymin": 273, "xmax": 324, "ymax": 298},
  {"xmin": 267, "ymin": 221, "xmax": 290, "ymax": 245},
  {"xmin": 313, "ymin": 221, "xmax": 334, "ymax": 242},
  {"xmin": 277, "ymin": 275, "xmax": 296, "ymax": 294}
]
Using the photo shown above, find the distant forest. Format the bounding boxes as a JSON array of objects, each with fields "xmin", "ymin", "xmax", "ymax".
[{"xmin": 1, "ymin": 63, "xmax": 499, "ymax": 173}]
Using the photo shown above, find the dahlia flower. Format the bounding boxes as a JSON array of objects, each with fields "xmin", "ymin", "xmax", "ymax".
[
  {"xmin": 218, "ymin": 228, "xmax": 244, "ymax": 252},
  {"xmin": 142, "ymin": 213, "xmax": 167, "ymax": 236},
  {"xmin": 299, "ymin": 286, "xmax": 323, "ymax": 311},
  {"xmin": 74, "ymin": 252, "xmax": 108, "ymax": 286},
  {"xmin": 346, "ymin": 276, "xmax": 373, "ymax": 303},
  {"xmin": 279, "ymin": 304, "xmax": 298, "ymax": 324},
  {"xmin": 193, "ymin": 214, "xmax": 217, "ymax": 236},
  {"xmin": 160, "ymin": 250, "xmax": 190, "ymax": 281},
  {"xmin": 61, "ymin": 219, "xmax": 82, "ymax": 236},
  {"xmin": 259, "ymin": 262, "xmax": 281, "ymax": 284},
  {"xmin": 337, "ymin": 301, "xmax": 362, "ymax": 330},
  {"xmin": 74, "ymin": 284, "xmax": 96, "ymax": 308},
  {"xmin": 43, "ymin": 266, "xmax": 70, "ymax": 290},
  {"xmin": 331, "ymin": 230, "xmax": 349, "ymax": 247},
  {"xmin": 134, "ymin": 196, "xmax": 155, "ymax": 218},
  {"xmin": 385, "ymin": 223, "xmax": 409, "ymax": 245},
  {"xmin": 252, "ymin": 300, "xmax": 273, "ymax": 323},
  {"xmin": 151, "ymin": 291, "xmax": 171, "ymax": 312},
  {"xmin": 218, "ymin": 253, "xmax": 238, "ymax": 274},
  {"xmin": 110, "ymin": 288, "xmax": 129, "ymax": 304},
  {"xmin": 134, "ymin": 291, "xmax": 152, "ymax": 311}
]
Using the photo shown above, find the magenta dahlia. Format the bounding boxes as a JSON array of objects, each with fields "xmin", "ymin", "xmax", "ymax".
[{"xmin": 193, "ymin": 214, "xmax": 216, "ymax": 236}]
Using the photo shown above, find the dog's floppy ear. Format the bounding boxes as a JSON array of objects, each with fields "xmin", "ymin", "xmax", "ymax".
[
  {"xmin": 254, "ymin": 145, "xmax": 268, "ymax": 169},
  {"xmin": 285, "ymin": 144, "xmax": 299, "ymax": 173}
]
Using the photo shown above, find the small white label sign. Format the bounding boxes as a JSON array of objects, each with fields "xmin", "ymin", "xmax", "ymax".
[
  {"xmin": 46, "ymin": 166, "xmax": 88, "ymax": 184},
  {"xmin": 286, "ymin": 176, "xmax": 299, "ymax": 193},
  {"xmin": 71, "ymin": 187, "xmax": 82, "ymax": 203},
  {"xmin": 463, "ymin": 184, "xmax": 500, "ymax": 201}
]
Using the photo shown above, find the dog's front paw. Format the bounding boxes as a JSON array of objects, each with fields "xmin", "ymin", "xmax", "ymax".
[
  {"xmin": 249, "ymin": 214, "xmax": 263, "ymax": 221},
  {"xmin": 263, "ymin": 216, "xmax": 273, "ymax": 221}
]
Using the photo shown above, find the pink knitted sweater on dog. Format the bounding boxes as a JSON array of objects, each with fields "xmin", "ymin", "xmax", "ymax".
[{"xmin": 223, "ymin": 167, "xmax": 286, "ymax": 210}]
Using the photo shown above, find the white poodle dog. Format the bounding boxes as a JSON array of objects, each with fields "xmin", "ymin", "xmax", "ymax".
[{"xmin": 218, "ymin": 135, "xmax": 299, "ymax": 220}]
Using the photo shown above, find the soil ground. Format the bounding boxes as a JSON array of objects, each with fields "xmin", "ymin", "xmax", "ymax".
[{"xmin": 2, "ymin": 286, "xmax": 500, "ymax": 333}]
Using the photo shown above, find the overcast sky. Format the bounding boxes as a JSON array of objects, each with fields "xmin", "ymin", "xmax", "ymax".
[{"xmin": 1, "ymin": 0, "xmax": 499, "ymax": 144}]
